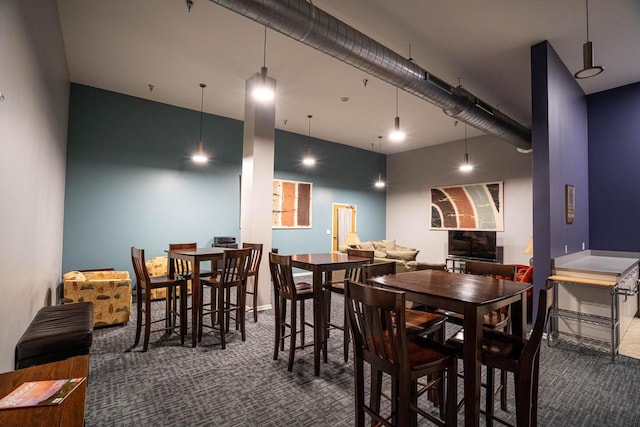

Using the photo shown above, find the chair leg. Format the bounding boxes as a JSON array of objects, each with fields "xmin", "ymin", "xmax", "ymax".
[
  {"xmin": 514, "ymin": 370, "xmax": 534, "ymax": 427},
  {"xmin": 288, "ymin": 296, "xmax": 298, "ymax": 371},
  {"xmin": 180, "ymin": 283, "xmax": 187, "ymax": 345},
  {"xmin": 143, "ymin": 292, "xmax": 152, "ymax": 352},
  {"xmin": 219, "ymin": 285, "xmax": 226, "ymax": 349},
  {"xmin": 299, "ymin": 299, "xmax": 305, "ymax": 347},
  {"xmin": 273, "ymin": 296, "xmax": 281, "ymax": 361},
  {"xmin": 343, "ymin": 305, "xmax": 350, "ymax": 362},
  {"xmin": 354, "ymin": 358, "xmax": 366, "ymax": 427},
  {"xmin": 280, "ymin": 297, "xmax": 287, "ymax": 351},
  {"xmin": 134, "ymin": 289, "xmax": 142, "ymax": 347},
  {"xmin": 445, "ymin": 361, "xmax": 458, "ymax": 427},
  {"xmin": 486, "ymin": 367, "xmax": 495, "ymax": 427},
  {"xmin": 239, "ymin": 284, "xmax": 246, "ymax": 341},
  {"xmin": 500, "ymin": 369, "xmax": 508, "ymax": 410},
  {"xmin": 253, "ymin": 274, "xmax": 259, "ymax": 322}
]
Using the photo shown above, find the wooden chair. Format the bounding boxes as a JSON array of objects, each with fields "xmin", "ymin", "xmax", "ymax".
[
  {"xmin": 438, "ymin": 260, "xmax": 518, "ymax": 413},
  {"xmin": 131, "ymin": 247, "xmax": 187, "ymax": 352},
  {"xmin": 324, "ymin": 248, "xmax": 374, "ymax": 362},
  {"xmin": 345, "ymin": 280, "xmax": 458, "ymax": 427},
  {"xmin": 199, "ymin": 248, "xmax": 251, "ymax": 349},
  {"xmin": 446, "ymin": 283, "xmax": 553, "ymax": 427},
  {"xmin": 242, "ymin": 243, "xmax": 264, "ymax": 322},
  {"xmin": 269, "ymin": 253, "xmax": 315, "ymax": 371},
  {"xmin": 362, "ymin": 262, "xmax": 447, "ymax": 341}
]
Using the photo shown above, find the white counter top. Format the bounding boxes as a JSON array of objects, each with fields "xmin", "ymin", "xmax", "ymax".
[{"xmin": 553, "ymin": 251, "xmax": 639, "ymax": 279}]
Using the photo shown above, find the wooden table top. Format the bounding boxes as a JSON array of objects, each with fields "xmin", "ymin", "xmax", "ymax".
[
  {"xmin": 290, "ymin": 252, "xmax": 371, "ymax": 269},
  {"xmin": 169, "ymin": 247, "xmax": 226, "ymax": 256},
  {"xmin": 370, "ymin": 269, "xmax": 531, "ymax": 306},
  {"xmin": 0, "ymin": 355, "xmax": 89, "ymax": 427}
]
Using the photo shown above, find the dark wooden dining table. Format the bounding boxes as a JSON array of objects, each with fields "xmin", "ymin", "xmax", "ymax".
[
  {"xmin": 168, "ymin": 247, "xmax": 226, "ymax": 347},
  {"xmin": 369, "ymin": 268, "xmax": 532, "ymax": 427},
  {"xmin": 290, "ymin": 252, "xmax": 372, "ymax": 376}
]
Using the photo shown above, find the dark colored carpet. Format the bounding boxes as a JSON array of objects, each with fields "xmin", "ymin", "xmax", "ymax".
[{"xmin": 84, "ymin": 295, "xmax": 640, "ymax": 426}]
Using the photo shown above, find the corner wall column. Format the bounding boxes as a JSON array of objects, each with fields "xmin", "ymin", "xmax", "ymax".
[{"xmin": 241, "ymin": 73, "xmax": 276, "ymax": 314}]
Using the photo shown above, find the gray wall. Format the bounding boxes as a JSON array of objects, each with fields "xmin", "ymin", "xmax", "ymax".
[
  {"xmin": 0, "ymin": 0, "xmax": 69, "ymax": 371},
  {"xmin": 386, "ymin": 135, "xmax": 533, "ymax": 266}
]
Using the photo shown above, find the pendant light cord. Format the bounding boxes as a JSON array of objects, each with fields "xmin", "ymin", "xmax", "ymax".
[
  {"xmin": 262, "ymin": 26, "xmax": 267, "ymax": 67},
  {"xmin": 395, "ymin": 87, "xmax": 399, "ymax": 116},
  {"xmin": 307, "ymin": 115, "xmax": 312, "ymax": 149},
  {"xmin": 199, "ymin": 84, "xmax": 205, "ymax": 142},
  {"xmin": 378, "ymin": 136, "xmax": 383, "ymax": 171}
]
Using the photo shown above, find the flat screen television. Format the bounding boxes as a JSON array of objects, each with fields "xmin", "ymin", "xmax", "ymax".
[{"xmin": 448, "ymin": 230, "xmax": 497, "ymax": 261}]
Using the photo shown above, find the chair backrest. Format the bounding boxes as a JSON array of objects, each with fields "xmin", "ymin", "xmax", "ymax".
[
  {"xmin": 242, "ymin": 242, "xmax": 263, "ymax": 278},
  {"xmin": 465, "ymin": 260, "xmax": 517, "ymax": 280},
  {"xmin": 131, "ymin": 247, "xmax": 151, "ymax": 289},
  {"xmin": 361, "ymin": 261, "xmax": 397, "ymax": 285},
  {"xmin": 168, "ymin": 242, "xmax": 196, "ymax": 278},
  {"xmin": 345, "ymin": 248, "xmax": 375, "ymax": 281},
  {"xmin": 522, "ymin": 283, "xmax": 554, "ymax": 365},
  {"xmin": 269, "ymin": 253, "xmax": 298, "ymax": 299},
  {"xmin": 219, "ymin": 248, "xmax": 251, "ymax": 285},
  {"xmin": 345, "ymin": 279, "xmax": 409, "ymax": 368}
]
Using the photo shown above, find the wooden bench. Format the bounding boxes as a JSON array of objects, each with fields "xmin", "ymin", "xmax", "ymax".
[{"xmin": 15, "ymin": 303, "xmax": 94, "ymax": 369}]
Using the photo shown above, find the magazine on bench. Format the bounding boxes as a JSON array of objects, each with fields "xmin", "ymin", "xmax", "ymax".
[{"xmin": 0, "ymin": 377, "xmax": 86, "ymax": 409}]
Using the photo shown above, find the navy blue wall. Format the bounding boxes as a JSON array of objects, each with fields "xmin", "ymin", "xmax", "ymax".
[
  {"xmin": 531, "ymin": 41, "xmax": 590, "ymax": 315},
  {"xmin": 588, "ymin": 82, "xmax": 640, "ymax": 251},
  {"xmin": 63, "ymin": 84, "xmax": 385, "ymax": 274}
]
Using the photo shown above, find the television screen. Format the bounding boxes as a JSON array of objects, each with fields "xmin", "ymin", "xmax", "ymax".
[{"xmin": 448, "ymin": 231, "xmax": 497, "ymax": 261}]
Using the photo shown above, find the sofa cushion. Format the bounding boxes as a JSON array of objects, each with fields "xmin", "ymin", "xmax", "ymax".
[
  {"xmin": 386, "ymin": 249, "xmax": 419, "ymax": 262},
  {"xmin": 374, "ymin": 250, "xmax": 387, "ymax": 258}
]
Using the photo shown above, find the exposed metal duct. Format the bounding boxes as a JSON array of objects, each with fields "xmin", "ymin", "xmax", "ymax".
[{"xmin": 209, "ymin": 0, "xmax": 532, "ymax": 150}]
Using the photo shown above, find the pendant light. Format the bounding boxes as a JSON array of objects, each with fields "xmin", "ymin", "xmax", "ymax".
[
  {"xmin": 302, "ymin": 114, "xmax": 316, "ymax": 166},
  {"xmin": 252, "ymin": 26, "xmax": 275, "ymax": 102},
  {"xmin": 459, "ymin": 123, "xmax": 473, "ymax": 172},
  {"xmin": 374, "ymin": 136, "xmax": 386, "ymax": 188},
  {"xmin": 389, "ymin": 87, "xmax": 406, "ymax": 142},
  {"xmin": 192, "ymin": 83, "xmax": 209, "ymax": 164},
  {"xmin": 574, "ymin": 0, "xmax": 604, "ymax": 79}
]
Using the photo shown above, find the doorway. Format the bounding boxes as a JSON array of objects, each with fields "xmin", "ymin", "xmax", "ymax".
[{"xmin": 332, "ymin": 203, "xmax": 357, "ymax": 251}]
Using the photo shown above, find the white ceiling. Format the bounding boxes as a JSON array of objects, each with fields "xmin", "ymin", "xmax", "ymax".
[{"xmin": 56, "ymin": 0, "xmax": 640, "ymax": 154}]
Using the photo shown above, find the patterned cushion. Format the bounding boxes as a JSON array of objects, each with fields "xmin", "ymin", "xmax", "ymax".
[{"xmin": 62, "ymin": 271, "xmax": 87, "ymax": 282}]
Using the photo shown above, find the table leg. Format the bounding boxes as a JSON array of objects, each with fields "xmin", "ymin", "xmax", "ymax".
[
  {"xmin": 313, "ymin": 269, "xmax": 323, "ymax": 376},
  {"xmin": 192, "ymin": 259, "xmax": 200, "ymax": 347},
  {"xmin": 463, "ymin": 305, "xmax": 482, "ymax": 427},
  {"xmin": 512, "ymin": 293, "xmax": 526, "ymax": 338}
]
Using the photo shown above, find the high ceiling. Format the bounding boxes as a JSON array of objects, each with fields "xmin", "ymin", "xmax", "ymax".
[{"xmin": 57, "ymin": 0, "xmax": 640, "ymax": 154}]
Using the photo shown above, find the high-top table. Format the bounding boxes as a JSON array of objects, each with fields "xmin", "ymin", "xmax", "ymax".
[
  {"xmin": 169, "ymin": 247, "xmax": 226, "ymax": 347},
  {"xmin": 369, "ymin": 269, "xmax": 531, "ymax": 427},
  {"xmin": 290, "ymin": 252, "xmax": 372, "ymax": 376},
  {"xmin": 0, "ymin": 355, "xmax": 89, "ymax": 427}
]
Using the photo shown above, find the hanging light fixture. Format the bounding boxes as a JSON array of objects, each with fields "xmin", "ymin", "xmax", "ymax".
[
  {"xmin": 302, "ymin": 114, "xmax": 316, "ymax": 166},
  {"xmin": 252, "ymin": 26, "xmax": 275, "ymax": 102},
  {"xmin": 574, "ymin": 0, "xmax": 604, "ymax": 79},
  {"xmin": 192, "ymin": 83, "xmax": 209, "ymax": 164},
  {"xmin": 459, "ymin": 122, "xmax": 473, "ymax": 172},
  {"xmin": 375, "ymin": 136, "xmax": 386, "ymax": 188},
  {"xmin": 389, "ymin": 87, "xmax": 406, "ymax": 142}
]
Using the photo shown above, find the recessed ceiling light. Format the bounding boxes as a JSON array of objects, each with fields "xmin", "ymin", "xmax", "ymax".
[{"xmin": 340, "ymin": 97, "xmax": 350, "ymax": 102}]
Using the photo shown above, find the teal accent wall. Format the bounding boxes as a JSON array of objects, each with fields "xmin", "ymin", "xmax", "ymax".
[{"xmin": 63, "ymin": 84, "xmax": 385, "ymax": 275}]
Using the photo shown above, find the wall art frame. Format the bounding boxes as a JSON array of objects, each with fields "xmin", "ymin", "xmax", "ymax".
[
  {"xmin": 430, "ymin": 181, "xmax": 504, "ymax": 231},
  {"xmin": 272, "ymin": 179, "xmax": 312, "ymax": 228}
]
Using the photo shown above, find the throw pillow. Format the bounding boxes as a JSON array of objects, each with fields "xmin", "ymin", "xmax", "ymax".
[
  {"xmin": 380, "ymin": 239, "xmax": 396, "ymax": 251},
  {"xmin": 358, "ymin": 241, "xmax": 375, "ymax": 251},
  {"xmin": 386, "ymin": 250, "xmax": 419, "ymax": 262},
  {"xmin": 63, "ymin": 271, "xmax": 86, "ymax": 282}
]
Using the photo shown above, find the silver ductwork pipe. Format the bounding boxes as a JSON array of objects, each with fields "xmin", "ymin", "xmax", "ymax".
[{"xmin": 209, "ymin": 0, "xmax": 532, "ymax": 150}]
